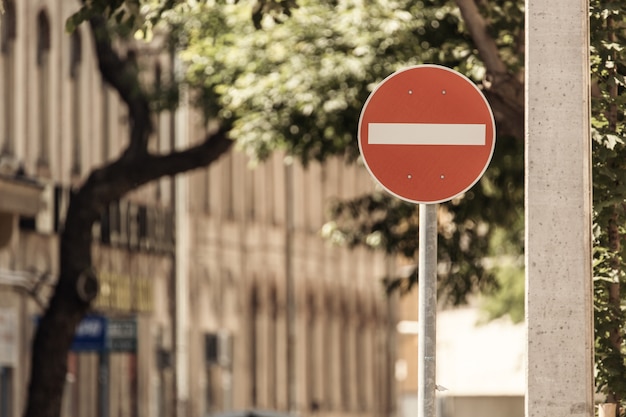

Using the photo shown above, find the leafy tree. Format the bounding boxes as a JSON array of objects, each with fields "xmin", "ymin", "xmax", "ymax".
[
  {"xmin": 174, "ymin": 0, "xmax": 525, "ymax": 306},
  {"xmin": 21, "ymin": 0, "xmax": 626, "ymax": 415},
  {"xmin": 173, "ymin": 0, "xmax": 626, "ymax": 409},
  {"xmin": 590, "ymin": 1, "xmax": 626, "ymax": 409}
]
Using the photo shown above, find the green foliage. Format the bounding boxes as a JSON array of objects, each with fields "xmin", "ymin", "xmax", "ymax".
[
  {"xmin": 66, "ymin": 0, "xmax": 137, "ymax": 33},
  {"xmin": 173, "ymin": 0, "xmax": 477, "ymax": 163},
  {"xmin": 590, "ymin": 0, "xmax": 626, "ymax": 403},
  {"xmin": 479, "ymin": 265, "xmax": 524, "ymax": 323},
  {"xmin": 594, "ymin": 246, "xmax": 626, "ymax": 399},
  {"xmin": 323, "ymin": 131, "xmax": 523, "ymax": 305},
  {"xmin": 475, "ymin": 1, "xmax": 525, "ymax": 72},
  {"xmin": 66, "ymin": 0, "xmax": 185, "ymax": 35},
  {"xmin": 479, "ymin": 226, "xmax": 524, "ymax": 323},
  {"xmin": 163, "ymin": 0, "xmax": 526, "ymax": 305}
]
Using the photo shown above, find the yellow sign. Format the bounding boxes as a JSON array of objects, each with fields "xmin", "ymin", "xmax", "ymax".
[{"xmin": 94, "ymin": 271, "xmax": 153, "ymax": 313}]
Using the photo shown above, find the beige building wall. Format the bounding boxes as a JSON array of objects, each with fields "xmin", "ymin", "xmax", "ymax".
[
  {"xmin": 183, "ymin": 108, "xmax": 396, "ymax": 417},
  {"xmin": 1, "ymin": 1, "xmax": 176, "ymax": 417},
  {"xmin": 1, "ymin": 2, "xmax": 398, "ymax": 417},
  {"xmin": 396, "ymin": 288, "xmax": 419, "ymax": 395}
]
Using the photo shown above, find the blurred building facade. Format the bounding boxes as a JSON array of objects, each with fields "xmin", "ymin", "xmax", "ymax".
[
  {"xmin": 435, "ymin": 306, "xmax": 524, "ymax": 417},
  {"xmin": 0, "ymin": 1, "xmax": 397, "ymax": 417},
  {"xmin": 395, "ymin": 291, "xmax": 525, "ymax": 417}
]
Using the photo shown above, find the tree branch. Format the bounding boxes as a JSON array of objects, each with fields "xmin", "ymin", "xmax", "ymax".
[
  {"xmin": 454, "ymin": 0, "xmax": 507, "ymax": 75},
  {"xmin": 86, "ymin": 125, "xmax": 233, "ymax": 205},
  {"xmin": 88, "ymin": 14, "xmax": 153, "ymax": 157},
  {"xmin": 454, "ymin": 0, "xmax": 524, "ymax": 140}
]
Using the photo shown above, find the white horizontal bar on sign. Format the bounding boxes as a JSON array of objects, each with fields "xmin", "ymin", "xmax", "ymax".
[{"xmin": 368, "ymin": 123, "xmax": 486, "ymax": 145}]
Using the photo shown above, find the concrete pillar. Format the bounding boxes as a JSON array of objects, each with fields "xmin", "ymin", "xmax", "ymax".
[{"xmin": 525, "ymin": 1, "xmax": 594, "ymax": 416}]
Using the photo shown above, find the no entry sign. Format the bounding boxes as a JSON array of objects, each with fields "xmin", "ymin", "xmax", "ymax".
[{"xmin": 358, "ymin": 65, "xmax": 496, "ymax": 204}]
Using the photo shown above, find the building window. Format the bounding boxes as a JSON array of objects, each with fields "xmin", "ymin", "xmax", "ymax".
[
  {"xmin": 204, "ymin": 333, "xmax": 219, "ymax": 413},
  {"xmin": 0, "ymin": 0, "xmax": 16, "ymax": 55},
  {"xmin": 0, "ymin": 367, "xmax": 13, "ymax": 417},
  {"xmin": 70, "ymin": 30, "xmax": 82, "ymax": 175},
  {"xmin": 355, "ymin": 302, "xmax": 367, "ymax": 411},
  {"xmin": 249, "ymin": 285, "xmax": 259, "ymax": 407},
  {"xmin": 306, "ymin": 293, "xmax": 319, "ymax": 412},
  {"xmin": 323, "ymin": 294, "xmax": 334, "ymax": 410},
  {"xmin": 36, "ymin": 10, "xmax": 51, "ymax": 169},
  {"xmin": 1, "ymin": 0, "xmax": 16, "ymax": 155},
  {"xmin": 339, "ymin": 300, "xmax": 350, "ymax": 410},
  {"xmin": 268, "ymin": 286, "xmax": 278, "ymax": 409}
]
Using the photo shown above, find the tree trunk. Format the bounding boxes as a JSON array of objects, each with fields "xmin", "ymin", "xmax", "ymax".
[
  {"xmin": 454, "ymin": 0, "xmax": 525, "ymax": 141},
  {"xmin": 22, "ymin": 129, "xmax": 232, "ymax": 417},
  {"xmin": 21, "ymin": 9, "xmax": 234, "ymax": 414},
  {"xmin": 23, "ymin": 190, "xmax": 100, "ymax": 417}
]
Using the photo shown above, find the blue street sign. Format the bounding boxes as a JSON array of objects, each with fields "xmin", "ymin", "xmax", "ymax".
[{"xmin": 71, "ymin": 315, "xmax": 107, "ymax": 351}]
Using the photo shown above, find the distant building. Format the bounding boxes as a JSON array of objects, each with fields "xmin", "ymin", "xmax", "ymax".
[
  {"xmin": 436, "ymin": 307, "xmax": 524, "ymax": 417},
  {"xmin": 0, "ymin": 1, "xmax": 397, "ymax": 417},
  {"xmin": 182, "ymin": 120, "xmax": 397, "ymax": 416},
  {"xmin": 395, "ymin": 293, "xmax": 525, "ymax": 417}
]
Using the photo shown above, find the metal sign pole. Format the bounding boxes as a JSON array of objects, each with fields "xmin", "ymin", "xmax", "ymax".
[
  {"xmin": 418, "ymin": 203, "xmax": 438, "ymax": 417},
  {"xmin": 356, "ymin": 64, "xmax": 495, "ymax": 417}
]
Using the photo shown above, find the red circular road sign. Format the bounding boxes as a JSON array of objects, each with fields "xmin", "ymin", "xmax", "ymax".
[{"xmin": 358, "ymin": 65, "xmax": 496, "ymax": 204}]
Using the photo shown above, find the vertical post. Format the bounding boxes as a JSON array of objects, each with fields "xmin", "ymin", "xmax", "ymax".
[
  {"xmin": 418, "ymin": 204, "xmax": 437, "ymax": 417},
  {"xmin": 525, "ymin": 0, "xmax": 594, "ymax": 416},
  {"xmin": 285, "ymin": 161, "xmax": 297, "ymax": 414}
]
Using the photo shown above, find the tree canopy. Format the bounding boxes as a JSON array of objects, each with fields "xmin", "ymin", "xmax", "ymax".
[{"xmin": 161, "ymin": 0, "xmax": 525, "ymax": 306}]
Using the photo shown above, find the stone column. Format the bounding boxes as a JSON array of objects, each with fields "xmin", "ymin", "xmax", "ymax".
[{"xmin": 525, "ymin": 0, "xmax": 594, "ymax": 416}]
